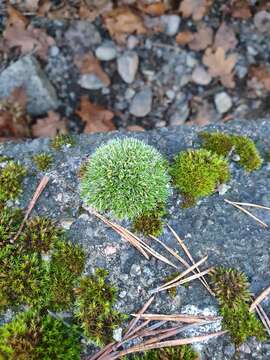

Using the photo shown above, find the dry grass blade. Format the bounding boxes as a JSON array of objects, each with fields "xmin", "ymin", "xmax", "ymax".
[
  {"xmin": 167, "ymin": 225, "xmax": 213, "ymax": 296},
  {"xmin": 153, "ymin": 268, "xmax": 213, "ymax": 294},
  {"xmin": 228, "ymin": 201, "xmax": 270, "ymax": 211},
  {"xmin": 156, "ymin": 255, "xmax": 208, "ymax": 292},
  {"xmin": 224, "ymin": 199, "xmax": 268, "ymax": 228},
  {"xmin": 13, "ymin": 176, "xmax": 49, "ymax": 242},
  {"xmin": 250, "ymin": 285, "xmax": 270, "ymax": 312},
  {"xmin": 130, "ymin": 313, "xmax": 219, "ymax": 323},
  {"xmin": 110, "ymin": 331, "xmax": 228, "ymax": 359},
  {"xmin": 255, "ymin": 304, "xmax": 270, "ymax": 336}
]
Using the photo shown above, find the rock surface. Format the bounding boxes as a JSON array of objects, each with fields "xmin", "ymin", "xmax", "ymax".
[
  {"xmin": 1, "ymin": 120, "xmax": 270, "ymax": 359},
  {"xmin": 0, "ymin": 56, "xmax": 58, "ymax": 115}
]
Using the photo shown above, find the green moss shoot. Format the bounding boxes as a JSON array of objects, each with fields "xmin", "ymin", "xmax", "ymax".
[
  {"xmin": 163, "ymin": 272, "xmax": 180, "ymax": 298},
  {"xmin": 127, "ymin": 344, "xmax": 198, "ymax": 359},
  {"xmin": 170, "ymin": 149, "xmax": 230, "ymax": 206},
  {"xmin": 0, "ymin": 161, "xmax": 27, "ymax": 203},
  {"xmin": 81, "ymin": 138, "xmax": 170, "ymax": 220},
  {"xmin": 50, "ymin": 134, "xmax": 76, "ymax": 151},
  {"xmin": 199, "ymin": 132, "xmax": 263, "ymax": 171},
  {"xmin": 32, "ymin": 153, "xmax": 53, "ymax": 171}
]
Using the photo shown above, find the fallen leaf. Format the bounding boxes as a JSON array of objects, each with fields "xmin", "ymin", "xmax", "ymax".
[
  {"xmin": 22, "ymin": 0, "xmax": 40, "ymax": 12},
  {"xmin": 203, "ymin": 47, "xmax": 237, "ymax": 88},
  {"xmin": 126, "ymin": 125, "xmax": 145, "ymax": 131},
  {"xmin": 189, "ymin": 25, "xmax": 213, "ymax": 51},
  {"xmin": 4, "ymin": 23, "xmax": 55, "ymax": 60},
  {"xmin": 249, "ymin": 64, "xmax": 270, "ymax": 91},
  {"xmin": 79, "ymin": 0, "xmax": 112, "ymax": 21},
  {"xmin": 32, "ymin": 111, "xmax": 67, "ymax": 137},
  {"xmin": 179, "ymin": 0, "xmax": 212, "ymax": 21},
  {"xmin": 138, "ymin": 3, "xmax": 167, "ymax": 16},
  {"xmin": 76, "ymin": 96, "xmax": 115, "ymax": 133},
  {"xmin": 231, "ymin": 0, "xmax": 252, "ymax": 19},
  {"xmin": 254, "ymin": 11, "xmax": 270, "ymax": 33},
  {"xmin": 7, "ymin": 5, "xmax": 29, "ymax": 27},
  {"xmin": 75, "ymin": 54, "xmax": 111, "ymax": 87},
  {"xmin": 214, "ymin": 22, "xmax": 238, "ymax": 52},
  {"xmin": 103, "ymin": 7, "xmax": 147, "ymax": 43},
  {"xmin": 176, "ymin": 31, "xmax": 194, "ymax": 45}
]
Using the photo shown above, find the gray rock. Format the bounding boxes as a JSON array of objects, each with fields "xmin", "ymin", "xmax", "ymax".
[
  {"xmin": 130, "ymin": 88, "xmax": 152, "ymax": 117},
  {"xmin": 95, "ymin": 42, "xmax": 117, "ymax": 61},
  {"xmin": 214, "ymin": 92, "xmax": 233, "ymax": 114},
  {"xmin": 169, "ymin": 103, "xmax": 190, "ymax": 126},
  {"xmin": 160, "ymin": 15, "xmax": 181, "ymax": 36},
  {"xmin": 0, "ymin": 55, "xmax": 58, "ymax": 115},
  {"xmin": 78, "ymin": 73, "xmax": 108, "ymax": 90},
  {"xmin": 192, "ymin": 66, "xmax": 212, "ymax": 85},
  {"xmin": 117, "ymin": 52, "xmax": 139, "ymax": 84},
  {"xmin": 113, "ymin": 328, "xmax": 122, "ymax": 342}
]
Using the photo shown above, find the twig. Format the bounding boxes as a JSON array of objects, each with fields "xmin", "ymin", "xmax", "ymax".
[
  {"xmin": 12, "ymin": 176, "xmax": 49, "ymax": 242},
  {"xmin": 250, "ymin": 285, "xmax": 270, "ymax": 312},
  {"xmin": 228, "ymin": 201, "xmax": 270, "ymax": 212},
  {"xmin": 130, "ymin": 313, "xmax": 220, "ymax": 323},
  {"xmin": 224, "ymin": 199, "xmax": 268, "ymax": 228},
  {"xmin": 255, "ymin": 304, "xmax": 270, "ymax": 336}
]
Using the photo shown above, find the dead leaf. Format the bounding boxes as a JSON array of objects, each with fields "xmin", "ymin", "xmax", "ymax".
[
  {"xmin": 4, "ymin": 23, "xmax": 55, "ymax": 60},
  {"xmin": 79, "ymin": 0, "xmax": 112, "ymax": 21},
  {"xmin": 176, "ymin": 31, "xmax": 194, "ymax": 45},
  {"xmin": 249, "ymin": 64, "xmax": 270, "ymax": 91},
  {"xmin": 179, "ymin": 0, "xmax": 212, "ymax": 21},
  {"xmin": 76, "ymin": 96, "xmax": 115, "ymax": 133},
  {"xmin": 7, "ymin": 5, "xmax": 29, "ymax": 27},
  {"xmin": 231, "ymin": 0, "xmax": 252, "ymax": 19},
  {"xmin": 203, "ymin": 47, "xmax": 237, "ymax": 88},
  {"xmin": 32, "ymin": 111, "xmax": 67, "ymax": 137},
  {"xmin": 214, "ymin": 22, "xmax": 238, "ymax": 52},
  {"xmin": 138, "ymin": 3, "xmax": 167, "ymax": 16},
  {"xmin": 22, "ymin": 0, "xmax": 40, "ymax": 12},
  {"xmin": 189, "ymin": 25, "xmax": 213, "ymax": 51},
  {"xmin": 75, "ymin": 54, "xmax": 111, "ymax": 87},
  {"xmin": 103, "ymin": 7, "xmax": 147, "ymax": 43}
]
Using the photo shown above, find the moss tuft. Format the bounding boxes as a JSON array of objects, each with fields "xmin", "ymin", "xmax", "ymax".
[
  {"xmin": 32, "ymin": 153, "xmax": 53, "ymax": 171},
  {"xmin": 127, "ymin": 345, "xmax": 198, "ymax": 359},
  {"xmin": 199, "ymin": 132, "xmax": 263, "ymax": 171},
  {"xmin": 0, "ymin": 310, "xmax": 81, "ymax": 360},
  {"xmin": 210, "ymin": 267, "xmax": 267, "ymax": 345},
  {"xmin": 0, "ymin": 204, "xmax": 23, "ymax": 247},
  {"xmin": 0, "ymin": 161, "xmax": 27, "ymax": 203},
  {"xmin": 0, "ymin": 155, "xmax": 12, "ymax": 163},
  {"xmin": 132, "ymin": 204, "xmax": 166, "ymax": 237},
  {"xmin": 50, "ymin": 134, "xmax": 76, "ymax": 151},
  {"xmin": 170, "ymin": 149, "xmax": 230, "ymax": 206},
  {"xmin": 75, "ymin": 268, "xmax": 125, "ymax": 346},
  {"xmin": 80, "ymin": 138, "xmax": 170, "ymax": 220},
  {"xmin": 163, "ymin": 272, "xmax": 180, "ymax": 298}
]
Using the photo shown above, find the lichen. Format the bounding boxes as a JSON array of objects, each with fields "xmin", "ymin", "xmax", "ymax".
[
  {"xmin": 199, "ymin": 132, "xmax": 263, "ymax": 171},
  {"xmin": 32, "ymin": 153, "xmax": 53, "ymax": 171},
  {"xmin": 210, "ymin": 267, "xmax": 267, "ymax": 345},
  {"xmin": 75, "ymin": 268, "xmax": 126, "ymax": 346},
  {"xmin": 170, "ymin": 149, "xmax": 230, "ymax": 206},
  {"xmin": 50, "ymin": 134, "xmax": 76, "ymax": 151},
  {"xmin": 127, "ymin": 345, "xmax": 198, "ymax": 359},
  {"xmin": 0, "ymin": 161, "xmax": 27, "ymax": 203},
  {"xmin": 81, "ymin": 138, "xmax": 170, "ymax": 220}
]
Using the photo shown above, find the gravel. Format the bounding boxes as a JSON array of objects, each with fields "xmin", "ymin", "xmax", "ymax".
[
  {"xmin": 117, "ymin": 51, "xmax": 139, "ymax": 84},
  {"xmin": 1, "ymin": 120, "xmax": 270, "ymax": 359}
]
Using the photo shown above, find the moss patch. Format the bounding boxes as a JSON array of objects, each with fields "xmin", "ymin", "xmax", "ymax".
[
  {"xmin": 50, "ymin": 134, "xmax": 76, "ymax": 151},
  {"xmin": 163, "ymin": 272, "xmax": 180, "ymax": 298},
  {"xmin": 32, "ymin": 153, "xmax": 53, "ymax": 171},
  {"xmin": 170, "ymin": 149, "xmax": 230, "ymax": 206},
  {"xmin": 210, "ymin": 267, "xmax": 267, "ymax": 345},
  {"xmin": 199, "ymin": 132, "xmax": 263, "ymax": 171},
  {"xmin": 0, "ymin": 161, "xmax": 27, "ymax": 203},
  {"xmin": 132, "ymin": 204, "xmax": 166, "ymax": 237},
  {"xmin": 127, "ymin": 345, "xmax": 198, "ymax": 359}
]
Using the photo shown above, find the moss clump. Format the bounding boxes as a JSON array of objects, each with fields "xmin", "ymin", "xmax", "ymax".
[
  {"xmin": 199, "ymin": 132, "xmax": 263, "ymax": 172},
  {"xmin": 81, "ymin": 138, "xmax": 170, "ymax": 220},
  {"xmin": 32, "ymin": 153, "xmax": 53, "ymax": 171},
  {"xmin": 50, "ymin": 134, "xmax": 76, "ymax": 151},
  {"xmin": 0, "ymin": 310, "xmax": 81, "ymax": 360},
  {"xmin": 0, "ymin": 155, "xmax": 12, "ymax": 163},
  {"xmin": 132, "ymin": 204, "xmax": 166, "ymax": 237},
  {"xmin": 170, "ymin": 149, "xmax": 230, "ymax": 206},
  {"xmin": 210, "ymin": 267, "xmax": 267, "ymax": 345},
  {"xmin": 0, "ymin": 161, "xmax": 27, "ymax": 203},
  {"xmin": 75, "ymin": 268, "xmax": 125, "ymax": 346},
  {"xmin": 163, "ymin": 272, "xmax": 180, "ymax": 298},
  {"xmin": 0, "ymin": 204, "xmax": 23, "ymax": 247},
  {"xmin": 127, "ymin": 345, "xmax": 198, "ymax": 359}
]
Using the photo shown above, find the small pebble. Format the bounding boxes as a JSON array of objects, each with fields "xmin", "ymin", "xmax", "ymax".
[
  {"xmin": 160, "ymin": 15, "xmax": 181, "ymax": 36},
  {"xmin": 127, "ymin": 35, "xmax": 139, "ymax": 49},
  {"xmin": 95, "ymin": 42, "xmax": 117, "ymax": 61},
  {"xmin": 214, "ymin": 92, "xmax": 233, "ymax": 114},
  {"xmin": 130, "ymin": 88, "xmax": 152, "ymax": 117},
  {"xmin": 113, "ymin": 328, "xmax": 122, "ymax": 342},
  {"xmin": 192, "ymin": 66, "xmax": 212, "ymax": 85},
  {"xmin": 117, "ymin": 51, "xmax": 139, "ymax": 84}
]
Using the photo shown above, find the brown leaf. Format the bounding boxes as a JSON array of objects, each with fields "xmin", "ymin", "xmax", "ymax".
[
  {"xmin": 214, "ymin": 22, "xmax": 238, "ymax": 52},
  {"xmin": 103, "ymin": 7, "xmax": 147, "ymax": 43},
  {"xmin": 249, "ymin": 64, "xmax": 270, "ymax": 91},
  {"xmin": 175, "ymin": 31, "xmax": 194, "ymax": 45},
  {"xmin": 231, "ymin": 0, "xmax": 252, "ymax": 19},
  {"xmin": 138, "ymin": 3, "xmax": 167, "ymax": 16},
  {"xmin": 202, "ymin": 47, "xmax": 237, "ymax": 88},
  {"xmin": 4, "ymin": 23, "xmax": 55, "ymax": 60},
  {"xmin": 7, "ymin": 5, "xmax": 29, "ymax": 27},
  {"xmin": 189, "ymin": 25, "xmax": 213, "ymax": 51},
  {"xmin": 75, "ymin": 54, "xmax": 111, "ymax": 87},
  {"xmin": 76, "ymin": 96, "xmax": 115, "ymax": 133},
  {"xmin": 32, "ymin": 111, "xmax": 67, "ymax": 137},
  {"xmin": 179, "ymin": 0, "xmax": 212, "ymax": 21}
]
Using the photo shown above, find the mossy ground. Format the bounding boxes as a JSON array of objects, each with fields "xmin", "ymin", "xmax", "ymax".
[
  {"xmin": 0, "ymin": 161, "xmax": 27, "ymax": 202},
  {"xmin": 132, "ymin": 203, "xmax": 167, "ymax": 237},
  {"xmin": 32, "ymin": 153, "xmax": 53, "ymax": 171},
  {"xmin": 50, "ymin": 134, "xmax": 76, "ymax": 150},
  {"xmin": 210, "ymin": 267, "xmax": 267, "ymax": 346},
  {"xmin": 199, "ymin": 132, "xmax": 263, "ymax": 171},
  {"xmin": 127, "ymin": 345, "xmax": 198, "ymax": 360}
]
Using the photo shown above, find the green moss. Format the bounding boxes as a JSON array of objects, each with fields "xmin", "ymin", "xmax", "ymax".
[
  {"xmin": 0, "ymin": 310, "xmax": 81, "ymax": 360},
  {"xmin": 0, "ymin": 155, "xmax": 12, "ymax": 163},
  {"xmin": 199, "ymin": 132, "xmax": 263, "ymax": 171},
  {"xmin": 170, "ymin": 149, "xmax": 230, "ymax": 206},
  {"xmin": 0, "ymin": 204, "xmax": 23, "ymax": 247},
  {"xmin": 163, "ymin": 272, "xmax": 180, "ymax": 298},
  {"xmin": 80, "ymin": 138, "xmax": 170, "ymax": 220},
  {"xmin": 50, "ymin": 134, "xmax": 76, "ymax": 151},
  {"xmin": 210, "ymin": 267, "xmax": 267, "ymax": 345},
  {"xmin": 77, "ymin": 160, "xmax": 89, "ymax": 179},
  {"xmin": 32, "ymin": 153, "xmax": 53, "ymax": 171},
  {"xmin": 127, "ymin": 345, "xmax": 198, "ymax": 359},
  {"xmin": 75, "ymin": 268, "xmax": 125, "ymax": 346},
  {"xmin": 0, "ymin": 161, "xmax": 27, "ymax": 203}
]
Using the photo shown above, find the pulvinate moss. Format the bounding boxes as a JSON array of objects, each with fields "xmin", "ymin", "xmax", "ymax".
[
  {"xmin": 0, "ymin": 161, "xmax": 27, "ymax": 203},
  {"xmin": 50, "ymin": 134, "xmax": 76, "ymax": 151},
  {"xmin": 32, "ymin": 153, "xmax": 53, "ymax": 171}
]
